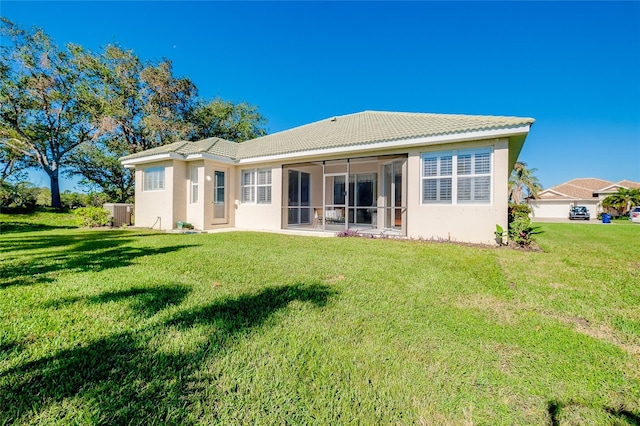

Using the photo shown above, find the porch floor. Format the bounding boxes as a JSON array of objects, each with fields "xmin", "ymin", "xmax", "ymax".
[
  {"xmin": 201, "ymin": 226, "xmax": 403, "ymax": 238},
  {"xmin": 286, "ymin": 223, "xmax": 404, "ymax": 237}
]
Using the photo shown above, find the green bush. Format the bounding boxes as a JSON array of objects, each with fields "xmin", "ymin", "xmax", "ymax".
[
  {"xmin": 494, "ymin": 224, "xmax": 506, "ymax": 245},
  {"xmin": 0, "ymin": 181, "xmax": 39, "ymax": 211},
  {"xmin": 59, "ymin": 191, "xmax": 112, "ymax": 208},
  {"xmin": 508, "ymin": 203, "xmax": 541, "ymax": 247},
  {"xmin": 74, "ymin": 206, "xmax": 111, "ymax": 227},
  {"xmin": 509, "ymin": 203, "xmax": 532, "ymax": 218}
]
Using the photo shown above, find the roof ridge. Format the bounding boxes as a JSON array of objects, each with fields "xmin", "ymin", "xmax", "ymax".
[
  {"xmin": 560, "ymin": 177, "xmax": 613, "ymax": 188},
  {"xmin": 203, "ymin": 138, "xmax": 219, "ymax": 151},
  {"xmin": 361, "ymin": 110, "xmax": 535, "ymax": 121}
]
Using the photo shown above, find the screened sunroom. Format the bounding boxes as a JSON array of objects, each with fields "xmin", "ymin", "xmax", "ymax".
[{"xmin": 281, "ymin": 154, "xmax": 407, "ymax": 235}]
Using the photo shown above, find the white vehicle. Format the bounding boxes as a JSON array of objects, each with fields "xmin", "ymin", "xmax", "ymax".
[{"xmin": 630, "ymin": 206, "xmax": 640, "ymax": 223}]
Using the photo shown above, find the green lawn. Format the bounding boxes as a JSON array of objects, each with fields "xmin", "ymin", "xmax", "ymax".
[{"xmin": 1, "ymin": 211, "xmax": 639, "ymax": 425}]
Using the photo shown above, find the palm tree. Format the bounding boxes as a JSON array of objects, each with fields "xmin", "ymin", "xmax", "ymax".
[
  {"xmin": 509, "ymin": 161, "xmax": 542, "ymax": 204},
  {"xmin": 602, "ymin": 188, "xmax": 640, "ymax": 215}
]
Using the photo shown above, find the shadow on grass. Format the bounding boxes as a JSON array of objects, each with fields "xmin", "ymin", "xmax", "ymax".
[
  {"xmin": 45, "ymin": 285, "xmax": 192, "ymax": 318},
  {"xmin": 605, "ymin": 407, "xmax": 640, "ymax": 424},
  {"xmin": 0, "ymin": 232, "xmax": 195, "ymax": 288},
  {"xmin": 548, "ymin": 400, "xmax": 640, "ymax": 426},
  {"xmin": 0, "ymin": 340, "xmax": 24, "ymax": 355},
  {"xmin": 0, "ymin": 230, "xmax": 145, "ymax": 253},
  {"xmin": 0, "ymin": 283, "xmax": 335, "ymax": 424},
  {"xmin": 0, "ymin": 221, "xmax": 77, "ymax": 234}
]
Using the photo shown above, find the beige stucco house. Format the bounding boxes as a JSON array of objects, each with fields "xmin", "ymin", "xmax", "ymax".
[
  {"xmin": 528, "ymin": 178, "xmax": 640, "ymax": 219},
  {"xmin": 120, "ymin": 111, "xmax": 534, "ymax": 244}
]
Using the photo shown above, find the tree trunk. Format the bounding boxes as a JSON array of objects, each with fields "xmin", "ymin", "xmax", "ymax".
[{"xmin": 50, "ymin": 171, "xmax": 62, "ymax": 208}]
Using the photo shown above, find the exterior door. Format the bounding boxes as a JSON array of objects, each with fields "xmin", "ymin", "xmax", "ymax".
[
  {"xmin": 213, "ymin": 170, "xmax": 227, "ymax": 224},
  {"xmin": 324, "ymin": 173, "xmax": 348, "ymax": 230},
  {"xmin": 348, "ymin": 173, "xmax": 377, "ymax": 225},
  {"xmin": 382, "ymin": 160, "xmax": 405, "ymax": 231},
  {"xmin": 288, "ymin": 170, "xmax": 311, "ymax": 225}
]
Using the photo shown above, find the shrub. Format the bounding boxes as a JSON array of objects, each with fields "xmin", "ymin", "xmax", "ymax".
[
  {"xmin": 336, "ymin": 229, "xmax": 359, "ymax": 238},
  {"xmin": 59, "ymin": 191, "xmax": 111, "ymax": 209},
  {"xmin": 494, "ymin": 224, "xmax": 505, "ymax": 246},
  {"xmin": 85, "ymin": 192, "xmax": 110, "ymax": 207},
  {"xmin": 508, "ymin": 203, "xmax": 532, "ymax": 221},
  {"xmin": 508, "ymin": 204, "xmax": 542, "ymax": 247},
  {"xmin": 61, "ymin": 190, "xmax": 87, "ymax": 209},
  {"xmin": 337, "ymin": 229, "xmax": 383, "ymax": 239},
  {"xmin": 74, "ymin": 206, "xmax": 111, "ymax": 227},
  {"xmin": 0, "ymin": 181, "xmax": 39, "ymax": 211}
]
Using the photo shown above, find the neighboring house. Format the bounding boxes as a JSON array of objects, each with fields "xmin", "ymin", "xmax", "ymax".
[
  {"xmin": 120, "ymin": 111, "xmax": 534, "ymax": 244},
  {"xmin": 528, "ymin": 178, "xmax": 640, "ymax": 219}
]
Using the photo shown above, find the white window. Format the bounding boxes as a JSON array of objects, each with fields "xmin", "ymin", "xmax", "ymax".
[
  {"xmin": 421, "ymin": 148, "xmax": 492, "ymax": 205},
  {"xmin": 422, "ymin": 151, "xmax": 453, "ymax": 204},
  {"xmin": 241, "ymin": 168, "xmax": 272, "ymax": 204},
  {"xmin": 257, "ymin": 169, "xmax": 272, "ymax": 204},
  {"xmin": 456, "ymin": 149, "xmax": 491, "ymax": 203},
  {"xmin": 241, "ymin": 170, "xmax": 255, "ymax": 203},
  {"xmin": 191, "ymin": 167, "xmax": 199, "ymax": 203},
  {"xmin": 144, "ymin": 166, "xmax": 165, "ymax": 191}
]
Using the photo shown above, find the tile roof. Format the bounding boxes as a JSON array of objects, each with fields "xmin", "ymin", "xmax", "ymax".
[
  {"xmin": 539, "ymin": 183, "xmax": 601, "ymax": 200},
  {"xmin": 538, "ymin": 178, "xmax": 640, "ymax": 200},
  {"xmin": 175, "ymin": 137, "xmax": 239, "ymax": 158},
  {"xmin": 120, "ymin": 111, "xmax": 534, "ymax": 163},
  {"xmin": 121, "ymin": 137, "xmax": 238, "ymax": 161},
  {"xmin": 616, "ymin": 180, "xmax": 640, "ymax": 189},
  {"xmin": 235, "ymin": 111, "xmax": 534, "ymax": 160}
]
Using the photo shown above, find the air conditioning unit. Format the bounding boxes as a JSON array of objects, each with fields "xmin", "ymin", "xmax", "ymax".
[{"xmin": 103, "ymin": 203, "xmax": 134, "ymax": 227}]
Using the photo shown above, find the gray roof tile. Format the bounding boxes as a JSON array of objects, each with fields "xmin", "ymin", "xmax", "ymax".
[
  {"xmin": 121, "ymin": 111, "xmax": 534, "ymax": 163},
  {"xmin": 236, "ymin": 111, "xmax": 533, "ymax": 159}
]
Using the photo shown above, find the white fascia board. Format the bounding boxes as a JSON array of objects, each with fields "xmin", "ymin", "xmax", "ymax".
[
  {"xmin": 121, "ymin": 153, "xmax": 182, "ymax": 168},
  {"xmin": 185, "ymin": 153, "xmax": 236, "ymax": 165},
  {"xmin": 596, "ymin": 184, "xmax": 624, "ymax": 193},
  {"xmin": 539, "ymin": 188, "xmax": 570, "ymax": 197},
  {"xmin": 237, "ymin": 125, "xmax": 531, "ymax": 165},
  {"xmin": 535, "ymin": 197, "xmax": 596, "ymax": 203}
]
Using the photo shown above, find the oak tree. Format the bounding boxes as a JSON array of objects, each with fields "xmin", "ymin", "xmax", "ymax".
[{"xmin": 0, "ymin": 18, "xmax": 97, "ymax": 207}]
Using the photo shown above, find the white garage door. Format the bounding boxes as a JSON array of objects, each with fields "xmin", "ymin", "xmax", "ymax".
[
  {"xmin": 529, "ymin": 201, "xmax": 571, "ymax": 219},
  {"xmin": 529, "ymin": 201, "xmax": 599, "ymax": 219}
]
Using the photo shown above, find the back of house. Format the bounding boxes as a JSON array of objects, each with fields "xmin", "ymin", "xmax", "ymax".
[{"xmin": 120, "ymin": 111, "xmax": 534, "ymax": 244}]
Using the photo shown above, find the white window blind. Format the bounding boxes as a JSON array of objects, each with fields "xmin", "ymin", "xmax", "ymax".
[
  {"xmin": 422, "ymin": 152, "xmax": 453, "ymax": 204},
  {"xmin": 457, "ymin": 149, "xmax": 491, "ymax": 203},
  {"xmin": 191, "ymin": 167, "xmax": 199, "ymax": 203},
  {"xmin": 257, "ymin": 169, "xmax": 272, "ymax": 204},
  {"xmin": 241, "ymin": 168, "xmax": 272, "ymax": 204},
  {"xmin": 144, "ymin": 167, "xmax": 165, "ymax": 191},
  {"xmin": 421, "ymin": 148, "xmax": 492, "ymax": 205}
]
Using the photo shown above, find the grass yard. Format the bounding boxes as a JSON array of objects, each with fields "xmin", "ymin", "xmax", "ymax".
[{"xmin": 1, "ymin": 211, "xmax": 639, "ymax": 425}]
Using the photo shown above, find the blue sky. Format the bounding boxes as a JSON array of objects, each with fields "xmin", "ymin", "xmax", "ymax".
[{"xmin": 3, "ymin": 1, "xmax": 639, "ymax": 191}]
